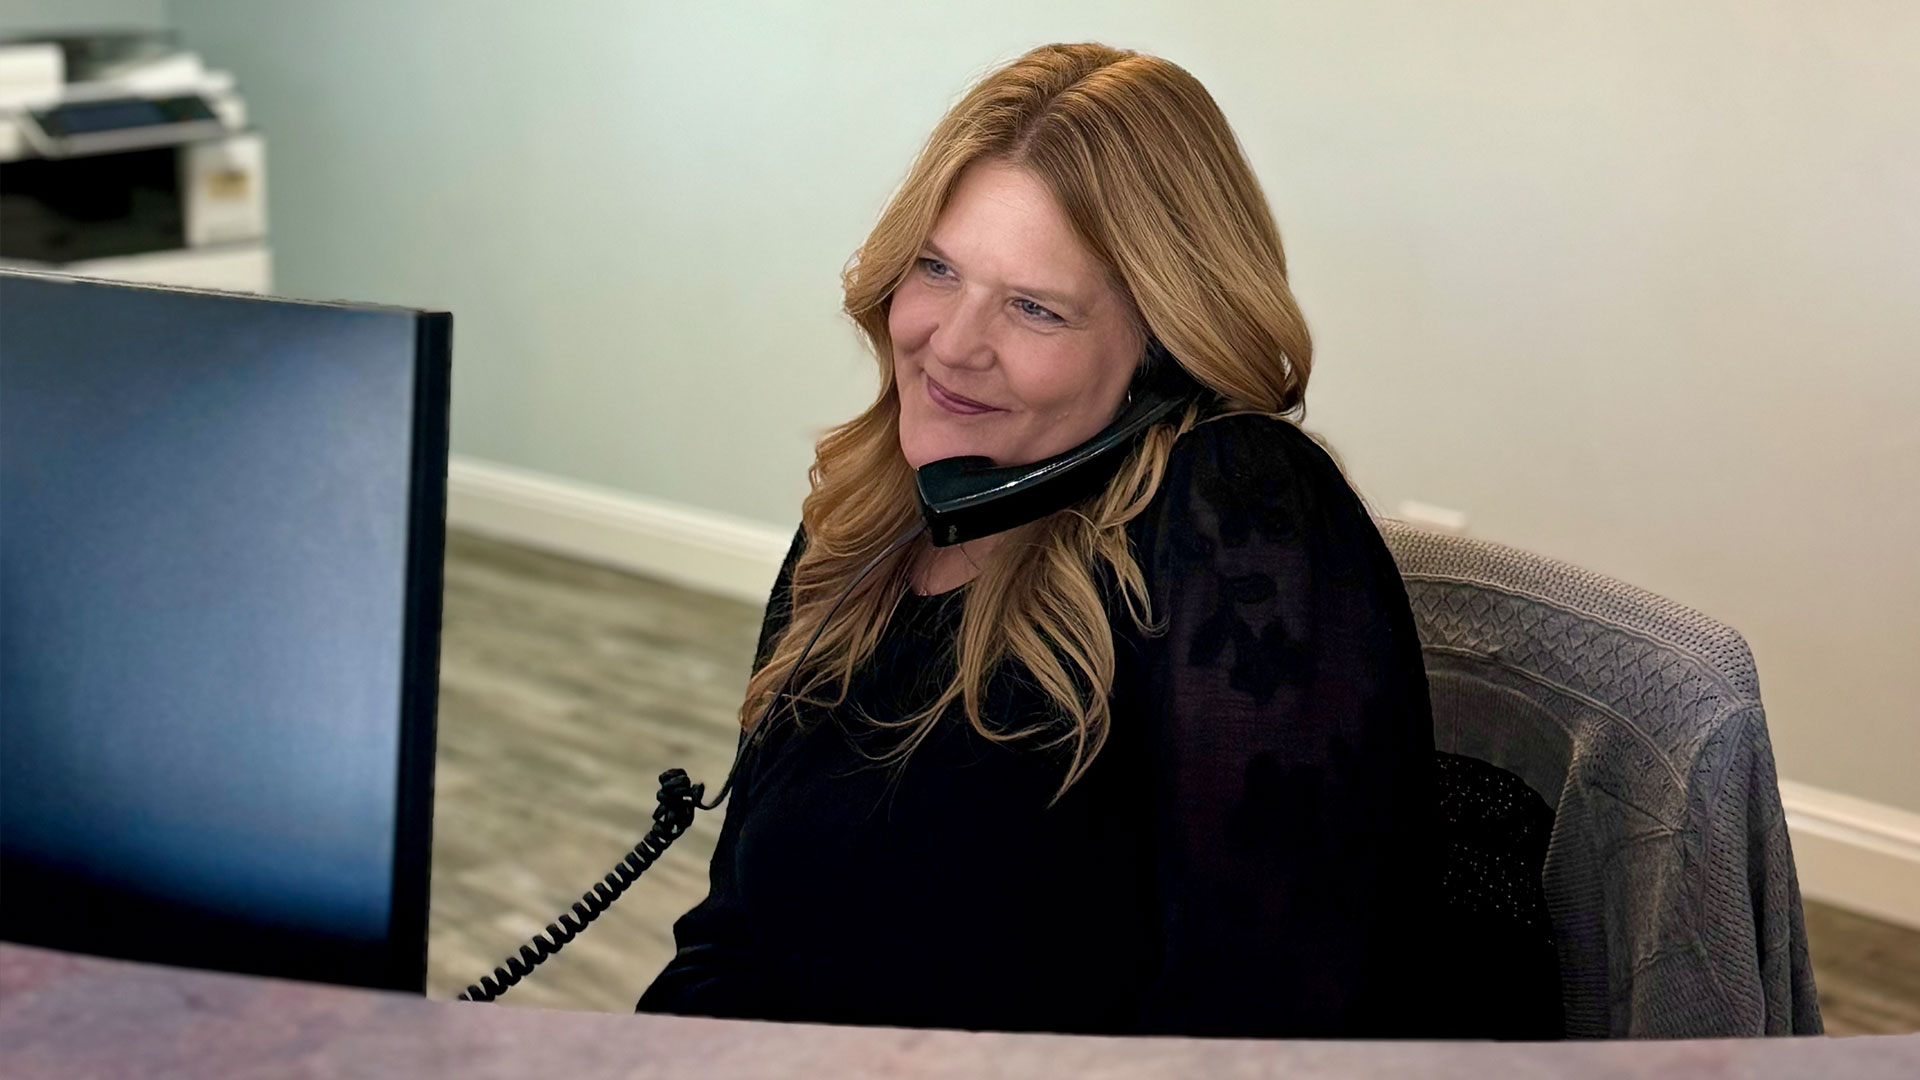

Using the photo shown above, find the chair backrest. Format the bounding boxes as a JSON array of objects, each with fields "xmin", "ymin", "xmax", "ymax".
[{"xmin": 1372, "ymin": 517, "xmax": 1822, "ymax": 1038}]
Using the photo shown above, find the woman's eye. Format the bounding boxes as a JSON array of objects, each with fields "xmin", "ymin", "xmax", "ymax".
[
  {"xmin": 1015, "ymin": 298, "xmax": 1062, "ymax": 323},
  {"xmin": 917, "ymin": 258, "xmax": 1057, "ymax": 323}
]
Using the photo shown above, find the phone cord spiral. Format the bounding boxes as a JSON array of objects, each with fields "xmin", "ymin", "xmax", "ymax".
[{"xmin": 458, "ymin": 769, "xmax": 701, "ymax": 1004}]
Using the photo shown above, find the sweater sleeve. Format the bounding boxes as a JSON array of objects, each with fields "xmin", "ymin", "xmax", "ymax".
[
  {"xmin": 1121, "ymin": 415, "xmax": 1442, "ymax": 1037},
  {"xmin": 635, "ymin": 525, "xmax": 806, "ymax": 1017}
]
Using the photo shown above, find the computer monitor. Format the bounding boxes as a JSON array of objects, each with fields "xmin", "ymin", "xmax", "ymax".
[{"xmin": 0, "ymin": 269, "xmax": 449, "ymax": 993}]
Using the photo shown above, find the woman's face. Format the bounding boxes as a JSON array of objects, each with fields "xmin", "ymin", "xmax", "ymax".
[{"xmin": 890, "ymin": 159, "xmax": 1144, "ymax": 470}]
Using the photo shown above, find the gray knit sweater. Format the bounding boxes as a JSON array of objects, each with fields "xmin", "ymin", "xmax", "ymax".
[{"xmin": 1376, "ymin": 519, "xmax": 1823, "ymax": 1038}]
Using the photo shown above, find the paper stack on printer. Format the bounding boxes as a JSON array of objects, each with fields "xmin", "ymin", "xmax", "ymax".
[{"xmin": 0, "ymin": 32, "xmax": 241, "ymax": 160}]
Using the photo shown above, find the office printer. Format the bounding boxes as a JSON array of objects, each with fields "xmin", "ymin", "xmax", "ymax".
[{"xmin": 0, "ymin": 31, "xmax": 270, "ymax": 293}]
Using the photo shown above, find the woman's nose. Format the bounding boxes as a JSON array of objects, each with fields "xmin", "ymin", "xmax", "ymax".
[{"xmin": 927, "ymin": 295, "xmax": 997, "ymax": 371}]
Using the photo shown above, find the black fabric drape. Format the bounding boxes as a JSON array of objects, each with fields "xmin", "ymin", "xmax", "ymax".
[{"xmin": 638, "ymin": 413, "xmax": 1443, "ymax": 1037}]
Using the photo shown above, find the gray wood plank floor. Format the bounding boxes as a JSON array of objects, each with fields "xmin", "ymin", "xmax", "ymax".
[
  {"xmin": 430, "ymin": 529, "xmax": 1920, "ymax": 1034},
  {"xmin": 430, "ymin": 529, "xmax": 755, "ymax": 1012}
]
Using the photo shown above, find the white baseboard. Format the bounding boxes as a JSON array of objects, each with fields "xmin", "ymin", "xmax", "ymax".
[
  {"xmin": 1779, "ymin": 780, "xmax": 1920, "ymax": 931},
  {"xmin": 442, "ymin": 454, "xmax": 1920, "ymax": 931},
  {"xmin": 445, "ymin": 454, "xmax": 790, "ymax": 605}
]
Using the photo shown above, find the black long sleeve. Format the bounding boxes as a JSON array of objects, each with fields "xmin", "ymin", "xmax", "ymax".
[
  {"xmin": 637, "ymin": 414, "xmax": 1441, "ymax": 1036},
  {"xmin": 1118, "ymin": 412, "xmax": 1441, "ymax": 1037}
]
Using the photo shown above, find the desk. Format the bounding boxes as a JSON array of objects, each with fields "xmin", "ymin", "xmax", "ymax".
[{"xmin": 1, "ymin": 943, "xmax": 1913, "ymax": 1078}]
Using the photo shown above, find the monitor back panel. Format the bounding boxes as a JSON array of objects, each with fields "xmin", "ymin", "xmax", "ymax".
[{"xmin": 0, "ymin": 272, "xmax": 444, "ymax": 991}]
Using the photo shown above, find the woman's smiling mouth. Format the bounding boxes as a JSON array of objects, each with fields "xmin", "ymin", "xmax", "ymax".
[{"xmin": 925, "ymin": 374, "xmax": 1002, "ymax": 415}]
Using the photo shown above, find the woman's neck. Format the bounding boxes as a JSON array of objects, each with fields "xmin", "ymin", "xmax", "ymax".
[{"xmin": 910, "ymin": 532, "xmax": 1008, "ymax": 595}]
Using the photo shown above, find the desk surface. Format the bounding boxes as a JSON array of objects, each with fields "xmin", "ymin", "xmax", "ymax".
[{"xmin": 2, "ymin": 943, "xmax": 1914, "ymax": 1079}]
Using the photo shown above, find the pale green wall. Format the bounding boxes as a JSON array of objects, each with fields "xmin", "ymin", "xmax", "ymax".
[
  {"xmin": 164, "ymin": 1, "xmax": 1920, "ymax": 815},
  {"xmin": 0, "ymin": 0, "xmax": 166, "ymax": 36},
  {"xmin": 168, "ymin": 0, "xmax": 1038, "ymax": 525}
]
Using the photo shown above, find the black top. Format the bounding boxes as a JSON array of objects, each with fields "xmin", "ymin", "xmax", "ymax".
[{"xmin": 635, "ymin": 413, "xmax": 1445, "ymax": 1037}]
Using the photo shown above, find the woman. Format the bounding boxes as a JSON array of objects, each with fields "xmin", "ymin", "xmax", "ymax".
[{"xmin": 636, "ymin": 42, "xmax": 1441, "ymax": 1037}]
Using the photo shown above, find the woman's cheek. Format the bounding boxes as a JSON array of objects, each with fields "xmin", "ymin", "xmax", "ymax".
[{"xmin": 889, "ymin": 282, "xmax": 937, "ymax": 345}]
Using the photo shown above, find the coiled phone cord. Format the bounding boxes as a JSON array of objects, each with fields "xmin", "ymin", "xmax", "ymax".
[{"xmin": 459, "ymin": 521, "xmax": 928, "ymax": 1003}]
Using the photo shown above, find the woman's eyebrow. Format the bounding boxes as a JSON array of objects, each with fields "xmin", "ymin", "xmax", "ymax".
[{"xmin": 922, "ymin": 240, "xmax": 1084, "ymax": 313}]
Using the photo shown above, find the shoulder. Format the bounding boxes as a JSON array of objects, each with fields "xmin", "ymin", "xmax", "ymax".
[
  {"xmin": 1145, "ymin": 411, "xmax": 1375, "ymax": 543},
  {"xmin": 766, "ymin": 523, "xmax": 807, "ymax": 604},
  {"xmin": 1173, "ymin": 410, "xmax": 1348, "ymax": 483},
  {"xmin": 1118, "ymin": 410, "xmax": 1405, "ymax": 625},
  {"xmin": 1117, "ymin": 415, "xmax": 1423, "ymax": 707},
  {"xmin": 779, "ymin": 522, "xmax": 807, "ymax": 572},
  {"xmin": 755, "ymin": 523, "xmax": 809, "ymax": 668}
]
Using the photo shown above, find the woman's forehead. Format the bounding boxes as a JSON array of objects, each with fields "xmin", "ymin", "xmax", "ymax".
[{"xmin": 926, "ymin": 163, "xmax": 1117, "ymax": 310}]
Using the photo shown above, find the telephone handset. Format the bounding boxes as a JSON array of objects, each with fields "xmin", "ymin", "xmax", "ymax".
[
  {"xmin": 460, "ymin": 339, "xmax": 1205, "ymax": 1003},
  {"xmin": 917, "ymin": 337, "xmax": 1200, "ymax": 547}
]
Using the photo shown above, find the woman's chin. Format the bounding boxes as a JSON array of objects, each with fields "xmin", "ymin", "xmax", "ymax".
[{"xmin": 900, "ymin": 429, "xmax": 995, "ymax": 470}]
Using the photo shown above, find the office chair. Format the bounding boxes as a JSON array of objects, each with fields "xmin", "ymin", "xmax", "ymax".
[{"xmin": 1373, "ymin": 517, "xmax": 1823, "ymax": 1038}]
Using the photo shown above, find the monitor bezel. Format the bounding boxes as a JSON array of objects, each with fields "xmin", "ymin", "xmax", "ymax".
[{"xmin": 0, "ymin": 268, "xmax": 452, "ymax": 995}]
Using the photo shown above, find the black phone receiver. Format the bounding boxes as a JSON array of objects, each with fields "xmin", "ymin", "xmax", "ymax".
[{"xmin": 915, "ymin": 338, "xmax": 1204, "ymax": 547}]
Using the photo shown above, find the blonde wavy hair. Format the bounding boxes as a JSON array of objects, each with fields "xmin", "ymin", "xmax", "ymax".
[{"xmin": 739, "ymin": 42, "xmax": 1318, "ymax": 800}]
